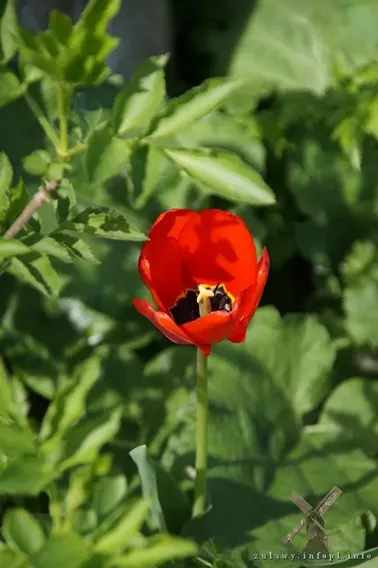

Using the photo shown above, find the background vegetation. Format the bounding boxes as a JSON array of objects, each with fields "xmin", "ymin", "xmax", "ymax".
[{"xmin": 1, "ymin": 0, "xmax": 378, "ymax": 566}]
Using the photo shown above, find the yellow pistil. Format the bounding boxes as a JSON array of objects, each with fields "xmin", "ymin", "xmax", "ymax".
[{"xmin": 197, "ymin": 284, "xmax": 214, "ymax": 317}]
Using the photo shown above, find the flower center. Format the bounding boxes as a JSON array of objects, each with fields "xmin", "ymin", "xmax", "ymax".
[{"xmin": 170, "ymin": 283, "xmax": 233, "ymax": 325}]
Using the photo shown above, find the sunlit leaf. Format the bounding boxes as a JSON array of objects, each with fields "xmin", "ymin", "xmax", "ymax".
[{"xmin": 164, "ymin": 147, "xmax": 275, "ymax": 205}]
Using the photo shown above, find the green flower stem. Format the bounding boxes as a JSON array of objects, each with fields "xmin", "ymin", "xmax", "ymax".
[
  {"xmin": 24, "ymin": 91, "xmax": 60, "ymax": 154},
  {"xmin": 192, "ymin": 348, "xmax": 208, "ymax": 517}
]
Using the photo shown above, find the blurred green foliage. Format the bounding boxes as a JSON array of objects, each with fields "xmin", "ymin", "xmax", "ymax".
[{"xmin": 1, "ymin": 0, "xmax": 378, "ymax": 566}]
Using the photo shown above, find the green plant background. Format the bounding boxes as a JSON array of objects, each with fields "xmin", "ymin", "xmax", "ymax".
[{"xmin": 1, "ymin": 0, "xmax": 378, "ymax": 566}]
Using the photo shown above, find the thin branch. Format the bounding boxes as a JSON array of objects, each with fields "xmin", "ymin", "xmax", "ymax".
[{"xmin": 3, "ymin": 180, "xmax": 59, "ymax": 240}]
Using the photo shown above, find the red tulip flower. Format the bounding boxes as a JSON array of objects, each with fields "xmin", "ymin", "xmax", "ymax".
[{"xmin": 133, "ymin": 209, "xmax": 269, "ymax": 356}]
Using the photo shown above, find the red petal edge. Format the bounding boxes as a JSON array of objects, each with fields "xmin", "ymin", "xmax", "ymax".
[
  {"xmin": 133, "ymin": 299, "xmax": 194, "ymax": 345},
  {"xmin": 228, "ymin": 247, "xmax": 270, "ymax": 343}
]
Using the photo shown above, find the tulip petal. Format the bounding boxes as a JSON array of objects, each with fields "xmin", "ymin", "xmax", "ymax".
[
  {"xmin": 182, "ymin": 310, "xmax": 234, "ymax": 346},
  {"xmin": 229, "ymin": 247, "xmax": 270, "ymax": 343},
  {"xmin": 133, "ymin": 299, "xmax": 194, "ymax": 345},
  {"xmin": 179, "ymin": 209, "xmax": 257, "ymax": 297},
  {"xmin": 149, "ymin": 208, "xmax": 197, "ymax": 240},
  {"xmin": 138, "ymin": 209, "xmax": 198, "ymax": 311},
  {"xmin": 139, "ymin": 237, "xmax": 193, "ymax": 310}
]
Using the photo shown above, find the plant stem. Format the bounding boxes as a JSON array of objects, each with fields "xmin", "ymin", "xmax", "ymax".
[
  {"xmin": 192, "ymin": 348, "xmax": 208, "ymax": 517},
  {"xmin": 3, "ymin": 180, "xmax": 59, "ymax": 240},
  {"xmin": 57, "ymin": 84, "xmax": 69, "ymax": 157},
  {"xmin": 24, "ymin": 91, "xmax": 60, "ymax": 154}
]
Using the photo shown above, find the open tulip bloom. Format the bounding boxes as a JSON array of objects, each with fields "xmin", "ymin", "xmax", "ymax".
[
  {"xmin": 133, "ymin": 208, "xmax": 270, "ymax": 516},
  {"xmin": 133, "ymin": 208, "xmax": 270, "ymax": 356}
]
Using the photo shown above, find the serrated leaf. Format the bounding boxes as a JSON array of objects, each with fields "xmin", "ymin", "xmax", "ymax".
[
  {"xmin": 0, "ymin": 152, "xmax": 13, "ymax": 221},
  {"xmin": 3, "ymin": 179, "xmax": 32, "ymax": 232},
  {"xmin": 55, "ymin": 179, "xmax": 76, "ymax": 222},
  {"xmin": 61, "ymin": 207, "xmax": 146, "ymax": 241},
  {"xmin": 129, "ymin": 145, "xmax": 166, "ymax": 209},
  {"xmin": 61, "ymin": 0, "xmax": 121, "ymax": 85},
  {"xmin": 3, "ymin": 509, "xmax": 45, "ymax": 555},
  {"xmin": 149, "ymin": 78, "xmax": 244, "ymax": 139},
  {"xmin": 1, "ymin": 0, "xmax": 19, "ymax": 62},
  {"xmin": 112, "ymin": 54, "xmax": 168, "ymax": 136},
  {"xmin": 86, "ymin": 128, "xmax": 131, "ymax": 184},
  {"xmin": 164, "ymin": 147, "xmax": 276, "ymax": 205},
  {"xmin": 53, "ymin": 232, "xmax": 98, "ymax": 263},
  {"xmin": 6, "ymin": 253, "xmax": 63, "ymax": 297}
]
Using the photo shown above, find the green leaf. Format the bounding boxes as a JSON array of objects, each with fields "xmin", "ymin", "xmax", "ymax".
[
  {"xmin": 112, "ymin": 55, "xmax": 168, "ymax": 136},
  {"xmin": 1, "ymin": 0, "xmax": 19, "ymax": 62},
  {"xmin": 0, "ymin": 151, "xmax": 13, "ymax": 221},
  {"xmin": 6, "ymin": 253, "xmax": 63, "ymax": 297},
  {"xmin": 182, "ymin": 427, "xmax": 373, "ymax": 565},
  {"xmin": 130, "ymin": 444, "xmax": 191, "ymax": 534},
  {"xmin": 49, "ymin": 10, "xmax": 73, "ymax": 46},
  {"xmin": 129, "ymin": 145, "xmax": 167, "ymax": 209},
  {"xmin": 320, "ymin": 377, "xmax": 378, "ymax": 455},
  {"xmin": 40, "ymin": 356, "xmax": 102, "ymax": 441},
  {"xmin": 3, "ymin": 508, "xmax": 45, "ymax": 555},
  {"xmin": 0, "ymin": 454, "xmax": 50, "ymax": 495},
  {"xmin": 27, "ymin": 233, "xmax": 98, "ymax": 264},
  {"xmin": 58, "ymin": 407, "xmax": 122, "ymax": 470},
  {"xmin": 164, "ymin": 147, "xmax": 276, "ymax": 205},
  {"xmin": 93, "ymin": 475, "xmax": 127, "ymax": 520},
  {"xmin": 149, "ymin": 78, "xmax": 244, "ymax": 140},
  {"xmin": 0, "ymin": 547, "xmax": 17, "ymax": 564},
  {"xmin": 30, "ymin": 534, "xmax": 88, "ymax": 568},
  {"xmin": 115, "ymin": 535, "xmax": 197, "ymax": 567},
  {"xmin": 29, "ymin": 236, "xmax": 77, "ymax": 263},
  {"xmin": 22, "ymin": 150, "xmax": 52, "ymax": 176},
  {"xmin": 0, "ymin": 69, "xmax": 25, "ymax": 107},
  {"xmin": 174, "ymin": 111, "xmax": 265, "ymax": 172},
  {"xmin": 94, "ymin": 499, "xmax": 150, "ymax": 554},
  {"xmin": 129, "ymin": 445, "xmax": 166, "ymax": 531},
  {"xmin": 0, "ymin": 239, "xmax": 30, "ymax": 260},
  {"xmin": 74, "ymin": 0, "xmax": 120, "ymax": 36},
  {"xmin": 0, "ymin": 423, "xmax": 36, "ymax": 456},
  {"xmin": 86, "ymin": 128, "xmax": 131, "ymax": 184},
  {"xmin": 2, "ymin": 179, "xmax": 32, "ymax": 233},
  {"xmin": 222, "ymin": 0, "xmax": 378, "ymax": 101},
  {"xmin": 61, "ymin": 206, "xmax": 146, "ymax": 241},
  {"xmin": 62, "ymin": 0, "xmax": 121, "ymax": 85},
  {"xmin": 0, "ymin": 358, "xmax": 16, "ymax": 416},
  {"xmin": 56, "ymin": 179, "xmax": 76, "ymax": 222},
  {"xmin": 53, "ymin": 232, "xmax": 98, "ymax": 263},
  {"xmin": 344, "ymin": 280, "xmax": 378, "ymax": 347}
]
